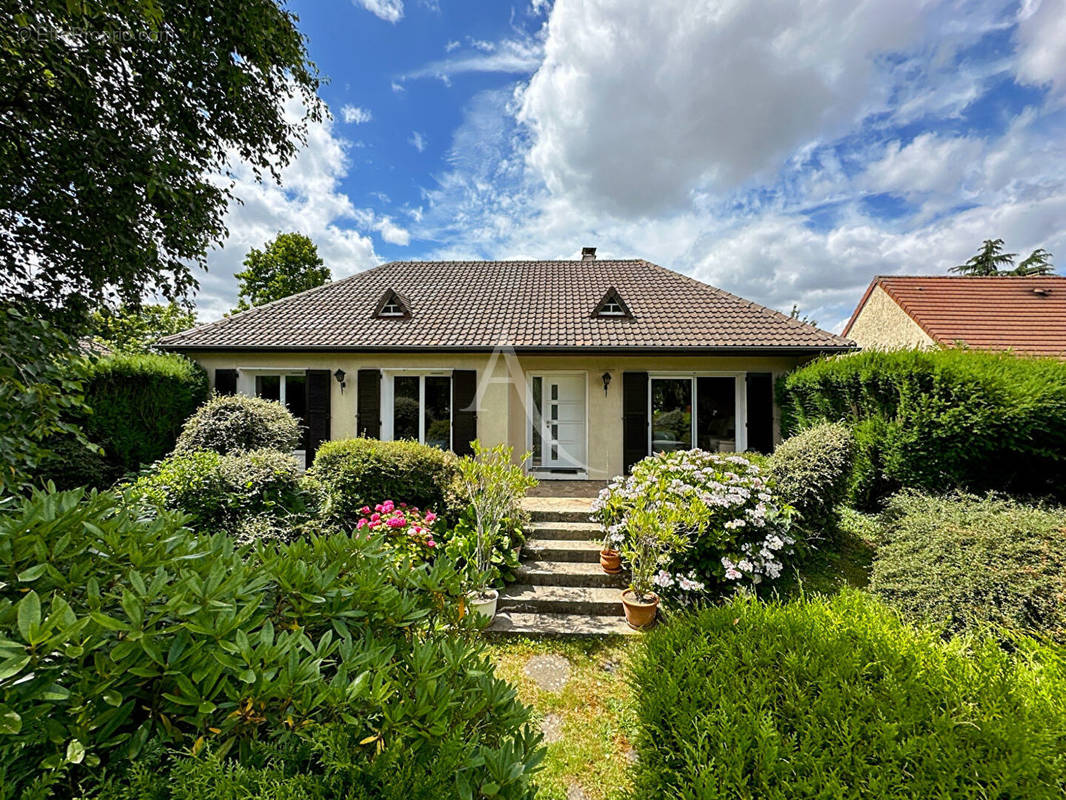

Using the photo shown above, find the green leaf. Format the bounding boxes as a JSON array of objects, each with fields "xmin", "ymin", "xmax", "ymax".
[
  {"xmin": 16, "ymin": 564, "xmax": 46, "ymax": 582},
  {"xmin": 238, "ymin": 669, "xmax": 256, "ymax": 684},
  {"xmin": 0, "ymin": 655, "xmax": 30, "ymax": 682},
  {"xmin": 17, "ymin": 591, "xmax": 40, "ymax": 641},
  {"xmin": 0, "ymin": 707, "xmax": 21, "ymax": 735},
  {"xmin": 66, "ymin": 739, "xmax": 85, "ymax": 764},
  {"xmin": 102, "ymin": 690, "xmax": 122, "ymax": 707},
  {"xmin": 198, "ymin": 701, "xmax": 216, "ymax": 714}
]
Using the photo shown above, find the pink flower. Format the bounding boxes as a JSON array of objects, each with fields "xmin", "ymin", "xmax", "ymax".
[
  {"xmin": 426, "ymin": 539, "xmax": 436, "ymax": 548},
  {"xmin": 356, "ymin": 519, "xmax": 368, "ymax": 529},
  {"xmin": 412, "ymin": 526, "xmax": 423, "ymax": 535},
  {"xmin": 370, "ymin": 513, "xmax": 380, "ymax": 522},
  {"xmin": 374, "ymin": 503, "xmax": 383, "ymax": 512},
  {"xmin": 386, "ymin": 515, "xmax": 405, "ymax": 528},
  {"xmin": 360, "ymin": 506, "xmax": 371, "ymax": 514},
  {"xmin": 424, "ymin": 511, "xmax": 437, "ymax": 523},
  {"xmin": 381, "ymin": 500, "xmax": 395, "ymax": 513}
]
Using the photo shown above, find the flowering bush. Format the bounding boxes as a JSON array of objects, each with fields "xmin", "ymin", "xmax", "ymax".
[
  {"xmin": 592, "ymin": 449, "xmax": 796, "ymax": 595},
  {"xmin": 353, "ymin": 500, "xmax": 441, "ymax": 563}
]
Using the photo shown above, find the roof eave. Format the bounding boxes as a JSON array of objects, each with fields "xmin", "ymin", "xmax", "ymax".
[{"xmin": 159, "ymin": 343, "xmax": 856, "ymax": 356}]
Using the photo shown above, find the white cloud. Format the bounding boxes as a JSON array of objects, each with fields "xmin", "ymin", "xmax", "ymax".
[
  {"xmin": 404, "ymin": 36, "xmax": 543, "ymax": 82},
  {"xmin": 376, "ymin": 217, "xmax": 412, "ymax": 245},
  {"xmin": 197, "ymin": 104, "xmax": 380, "ymax": 321},
  {"xmin": 1015, "ymin": 0, "xmax": 1066, "ymax": 99},
  {"xmin": 352, "ymin": 0, "xmax": 403, "ymax": 23},
  {"xmin": 863, "ymin": 133, "xmax": 985, "ymax": 199},
  {"xmin": 340, "ymin": 104, "xmax": 373, "ymax": 124},
  {"xmin": 409, "ymin": 130, "xmax": 427, "ymax": 152},
  {"xmin": 516, "ymin": 0, "xmax": 988, "ymax": 217},
  {"xmin": 445, "ymin": 40, "xmax": 461, "ymax": 52}
]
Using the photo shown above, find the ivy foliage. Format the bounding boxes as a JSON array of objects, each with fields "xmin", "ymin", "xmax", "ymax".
[
  {"xmin": 0, "ymin": 488, "xmax": 542, "ymax": 799},
  {"xmin": 779, "ymin": 349, "xmax": 1066, "ymax": 507}
]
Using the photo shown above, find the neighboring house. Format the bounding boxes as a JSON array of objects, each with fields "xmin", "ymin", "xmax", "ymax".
[
  {"xmin": 159, "ymin": 251, "xmax": 854, "ymax": 477},
  {"xmin": 845, "ymin": 275, "xmax": 1066, "ymax": 357}
]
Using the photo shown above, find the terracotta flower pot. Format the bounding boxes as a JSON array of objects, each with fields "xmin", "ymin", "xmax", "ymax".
[
  {"xmin": 621, "ymin": 589, "xmax": 659, "ymax": 630},
  {"xmin": 600, "ymin": 548, "xmax": 622, "ymax": 574}
]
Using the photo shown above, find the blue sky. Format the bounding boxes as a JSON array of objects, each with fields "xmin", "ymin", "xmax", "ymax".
[{"xmin": 197, "ymin": 0, "xmax": 1066, "ymax": 332}]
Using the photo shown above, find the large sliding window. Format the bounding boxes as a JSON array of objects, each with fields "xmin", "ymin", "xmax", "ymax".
[
  {"xmin": 385, "ymin": 373, "xmax": 452, "ymax": 450},
  {"xmin": 650, "ymin": 374, "xmax": 742, "ymax": 454}
]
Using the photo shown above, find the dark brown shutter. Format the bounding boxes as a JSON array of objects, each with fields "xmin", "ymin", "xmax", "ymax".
[
  {"xmin": 357, "ymin": 369, "xmax": 381, "ymax": 439},
  {"xmin": 451, "ymin": 370, "xmax": 477, "ymax": 457},
  {"xmin": 745, "ymin": 372, "xmax": 774, "ymax": 453},
  {"xmin": 214, "ymin": 369, "xmax": 237, "ymax": 396},
  {"xmin": 304, "ymin": 370, "xmax": 331, "ymax": 467},
  {"xmin": 622, "ymin": 372, "xmax": 649, "ymax": 473}
]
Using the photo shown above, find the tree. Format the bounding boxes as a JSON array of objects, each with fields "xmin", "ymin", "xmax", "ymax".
[
  {"xmin": 1014, "ymin": 248, "xmax": 1055, "ymax": 276},
  {"xmin": 951, "ymin": 239, "xmax": 1056, "ymax": 276},
  {"xmin": 233, "ymin": 233, "xmax": 331, "ymax": 311},
  {"xmin": 950, "ymin": 239, "xmax": 1017, "ymax": 276},
  {"xmin": 0, "ymin": 2, "xmax": 322, "ymax": 329},
  {"xmin": 87, "ymin": 302, "xmax": 197, "ymax": 353}
]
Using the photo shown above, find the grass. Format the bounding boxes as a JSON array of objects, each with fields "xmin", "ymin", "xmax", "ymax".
[
  {"xmin": 486, "ymin": 637, "xmax": 638, "ymax": 800},
  {"xmin": 773, "ymin": 505, "xmax": 878, "ymax": 598}
]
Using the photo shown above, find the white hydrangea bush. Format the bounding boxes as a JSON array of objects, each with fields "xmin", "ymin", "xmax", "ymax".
[{"xmin": 591, "ymin": 449, "xmax": 797, "ymax": 595}]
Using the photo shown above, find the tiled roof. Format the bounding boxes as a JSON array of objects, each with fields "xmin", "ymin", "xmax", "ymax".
[
  {"xmin": 160, "ymin": 259, "xmax": 854, "ymax": 352},
  {"xmin": 845, "ymin": 275, "xmax": 1066, "ymax": 357}
]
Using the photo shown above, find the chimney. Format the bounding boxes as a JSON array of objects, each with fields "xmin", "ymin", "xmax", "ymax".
[{"xmin": 581, "ymin": 246, "xmax": 597, "ymax": 261}]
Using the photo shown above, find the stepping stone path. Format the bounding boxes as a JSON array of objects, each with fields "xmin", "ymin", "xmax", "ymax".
[
  {"xmin": 523, "ymin": 654, "xmax": 572, "ymax": 692},
  {"xmin": 539, "ymin": 712, "xmax": 565, "ymax": 744},
  {"xmin": 486, "ymin": 497, "xmax": 637, "ymax": 637}
]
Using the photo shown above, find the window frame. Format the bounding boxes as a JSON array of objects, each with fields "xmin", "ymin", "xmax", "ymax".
[
  {"xmin": 380, "ymin": 369, "xmax": 453, "ymax": 450},
  {"xmin": 647, "ymin": 371, "xmax": 747, "ymax": 454}
]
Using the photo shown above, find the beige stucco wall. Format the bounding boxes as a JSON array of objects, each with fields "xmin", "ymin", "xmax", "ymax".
[
  {"xmin": 847, "ymin": 285, "xmax": 935, "ymax": 351},
  {"xmin": 185, "ymin": 350, "xmax": 813, "ymax": 480}
]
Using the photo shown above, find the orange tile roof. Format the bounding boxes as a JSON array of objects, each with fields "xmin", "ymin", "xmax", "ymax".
[
  {"xmin": 844, "ymin": 276, "xmax": 1066, "ymax": 357},
  {"xmin": 160, "ymin": 259, "xmax": 854, "ymax": 353}
]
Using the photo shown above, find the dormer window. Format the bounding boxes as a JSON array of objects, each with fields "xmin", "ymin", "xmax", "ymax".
[
  {"xmin": 374, "ymin": 289, "xmax": 410, "ymax": 318},
  {"xmin": 592, "ymin": 287, "xmax": 631, "ymax": 318}
]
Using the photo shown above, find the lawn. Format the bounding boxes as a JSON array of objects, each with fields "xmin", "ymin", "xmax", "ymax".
[{"xmin": 486, "ymin": 637, "xmax": 638, "ymax": 800}]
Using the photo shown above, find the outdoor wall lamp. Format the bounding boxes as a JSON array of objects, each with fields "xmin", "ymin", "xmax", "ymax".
[
  {"xmin": 601, "ymin": 371, "xmax": 612, "ymax": 396},
  {"xmin": 334, "ymin": 368, "xmax": 346, "ymax": 392}
]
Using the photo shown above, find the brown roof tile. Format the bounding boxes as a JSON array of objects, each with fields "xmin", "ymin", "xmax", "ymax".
[
  {"xmin": 844, "ymin": 275, "xmax": 1066, "ymax": 357},
  {"xmin": 160, "ymin": 259, "xmax": 854, "ymax": 352}
]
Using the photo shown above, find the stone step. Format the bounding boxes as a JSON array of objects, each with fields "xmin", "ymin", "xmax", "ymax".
[
  {"xmin": 528, "ymin": 508, "xmax": 591, "ymax": 523},
  {"xmin": 527, "ymin": 521, "xmax": 601, "ymax": 541},
  {"xmin": 485, "ymin": 611, "xmax": 637, "ymax": 637},
  {"xmin": 498, "ymin": 584, "xmax": 623, "ymax": 616},
  {"xmin": 517, "ymin": 560, "xmax": 626, "ymax": 588},
  {"xmin": 524, "ymin": 538, "xmax": 601, "ymax": 563}
]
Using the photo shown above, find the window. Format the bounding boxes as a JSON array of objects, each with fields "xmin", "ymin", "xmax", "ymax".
[
  {"xmin": 592, "ymin": 287, "xmax": 631, "ymax": 318},
  {"xmin": 254, "ymin": 373, "xmax": 308, "ymax": 451},
  {"xmin": 386, "ymin": 373, "xmax": 451, "ymax": 449},
  {"xmin": 598, "ymin": 299, "xmax": 625, "ymax": 315},
  {"xmin": 375, "ymin": 289, "xmax": 409, "ymax": 318},
  {"xmin": 379, "ymin": 300, "xmax": 404, "ymax": 316},
  {"xmin": 649, "ymin": 375, "xmax": 740, "ymax": 454}
]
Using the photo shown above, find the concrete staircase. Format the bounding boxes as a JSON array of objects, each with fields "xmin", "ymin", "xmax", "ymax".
[{"xmin": 486, "ymin": 499, "xmax": 635, "ymax": 636}]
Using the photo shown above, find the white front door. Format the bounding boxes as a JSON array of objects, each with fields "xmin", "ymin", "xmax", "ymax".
[{"xmin": 539, "ymin": 375, "xmax": 586, "ymax": 470}]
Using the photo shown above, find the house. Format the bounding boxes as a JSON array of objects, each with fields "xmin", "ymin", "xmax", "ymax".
[
  {"xmin": 844, "ymin": 275, "xmax": 1066, "ymax": 357},
  {"xmin": 159, "ymin": 251, "xmax": 854, "ymax": 477}
]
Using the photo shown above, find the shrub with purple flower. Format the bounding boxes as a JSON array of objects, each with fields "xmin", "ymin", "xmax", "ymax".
[{"xmin": 591, "ymin": 449, "xmax": 796, "ymax": 594}]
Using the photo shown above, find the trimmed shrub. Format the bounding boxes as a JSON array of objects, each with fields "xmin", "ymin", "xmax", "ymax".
[
  {"xmin": 131, "ymin": 448, "xmax": 313, "ymax": 541},
  {"xmin": 628, "ymin": 590, "xmax": 1066, "ymax": 799},
  {"xmin": 307, "ymin": 438, "xmax": 461, "ymax": 528},
  {"xmin": 767, "ymin": 421, "xmax": 854, "ymax": 536},
  {"xmin": 592, "ymin": 450, "xmax": 796, "ymax": 595},
  {"xmin": 39, "ymin": 353, "xmax": 207, "ymax": 488},
  {"xmin": 870, "ymin": 492, "xmax": 1066, "ymax": 640},
  {"xmin": 0, "ymin": 488, "xmax": 542, "ymax": 799},
  {"xmin": 174, "ymin": 394, "xmax": 300, "ymax": 455},
  {"xmin": 779, "ymin": 349, "xmax": 1066, "ymax": 507}
]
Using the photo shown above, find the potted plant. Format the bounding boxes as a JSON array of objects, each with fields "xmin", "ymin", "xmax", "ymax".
[
  {"xmin": 456, "ymin": 441, "xmax": 537, "ymax": 626},
  {"xmin": 618, "ymin": 504, "xmax": 686, "ymax": 629},
  {"xmin": 599, "ymin": 527, "xmax": 623, "ymax": 574}
]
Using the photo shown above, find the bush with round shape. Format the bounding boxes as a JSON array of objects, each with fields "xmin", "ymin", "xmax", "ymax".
[
  {"xmin": 174, "ymin": 394, "xmax": 301, "ymax": 455},
  {"xmin": 767, "ymin": 421, "xmax": 854, "ymax": 536},
  {"xmin": 628, "ymin": 589, "xmax": 1066, "ymax": 799},
  {"xmin": 131, "ymin": 448, "xmax": 312, "ymax": 541},
  {"xmin": 307, "ymin": 438, "xmax": 460, "ymax": 529},
  {"xmin": 592, "ymin": 449, "xmax": 796, "ymax": 595},
  {"xmin": 870, "ymin": 491, "xmax": 1066, "ymax": 640},
  {"xmin": 779, "ymin": 348, "xmax": 1066, "ymax": 507},
  {"xmin": 0, "ymin": 487, "xmax": 541, "ymax": 799}
]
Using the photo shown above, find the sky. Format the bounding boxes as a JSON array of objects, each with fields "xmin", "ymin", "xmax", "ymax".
[{"xmin": 194, "ymin": 0, "xmax": 1066, "ymax": 333}]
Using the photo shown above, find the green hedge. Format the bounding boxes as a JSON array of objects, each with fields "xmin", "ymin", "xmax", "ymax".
[
  {"xmin": 40, "ymin": 353, "xmax": 207, "ymax": 488},
  {"xmin": 130, "ymin": 448, "xmax": 315, "ymax": 542},
  {"xmin": 871, "ymin": 492, "xmax": 1066, "ymax": 640},
  {"xmin": 174, "ymin": 394, "xmax": 301, "ymax": 456},
  {"xmin": 307, "ymin": 438, "xmax": 461, "ymax": 529},
  {"xmin": 767, "ymin": 421, "xmax": 854, "ymax": 536},
  {"xmin": 779, "ymin": 349, "xmax": 1066, "ymax": 507},
  {"xmin": 628, "ymin": 590, "xmax": 1066, "ymax": 799},
  {"xmin": 0, "ymin": 488, "xmax": 542, "ymax": 799}
]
